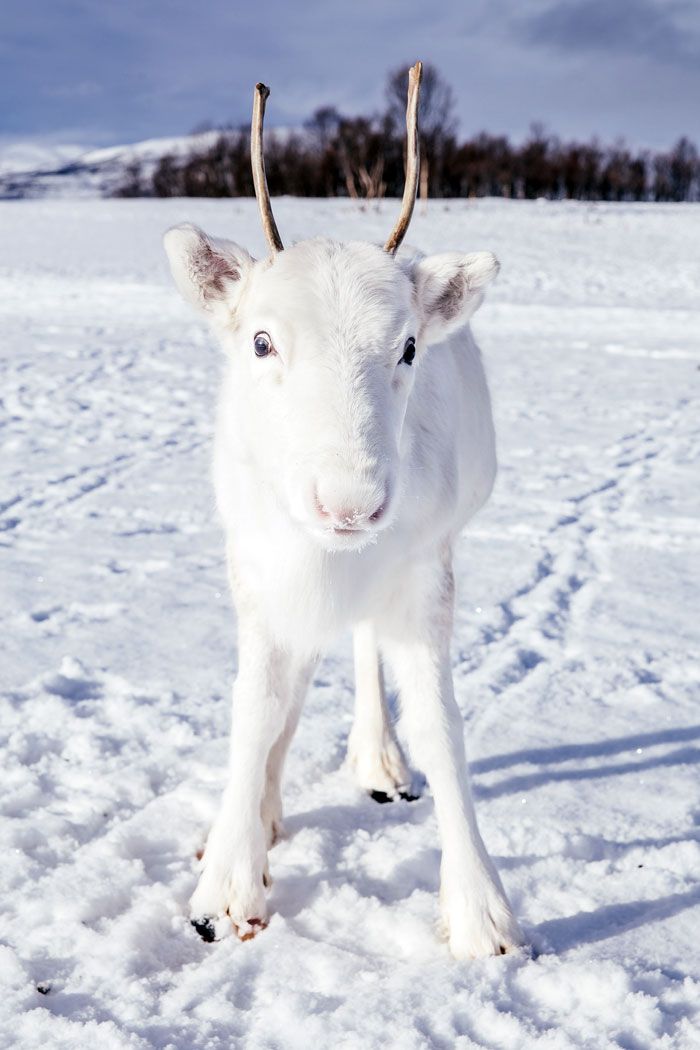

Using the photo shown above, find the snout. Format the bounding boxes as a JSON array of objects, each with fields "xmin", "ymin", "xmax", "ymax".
[
  {"xmin": 314, "ymin": 486, "xmax": 387, "ymax": 531},
  {"xmin": 307, "ymin": 473, "xmax": 393, "ymax": 545}
]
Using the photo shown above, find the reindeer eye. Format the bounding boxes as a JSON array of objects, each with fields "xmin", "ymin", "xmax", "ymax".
[
  {"xmin": 400, "ymin": 337, "xmax": 416, "ymax": 366},
  {"xmin": 253, "ymin": 331, "xmax": 273, "ymax": 357}
]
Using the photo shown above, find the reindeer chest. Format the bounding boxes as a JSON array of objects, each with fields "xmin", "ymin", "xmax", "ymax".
[{"xmin": 228, "ymin": 523, "xmax": 397, "ymax": 652}]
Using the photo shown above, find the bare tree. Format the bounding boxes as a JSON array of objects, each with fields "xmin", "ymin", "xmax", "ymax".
[
  {"xmin": 336, "ymin": 116, "xmax": 387, "ymax": 206},
  {"xmin": 305, "ymin": 106, "xmax": 342, "ymax": 153},
  {"xmin": 114, "ymin": 161, "xmax": 146, "ymax": 198},
  {"xmin": 669, "ymin": 137, "xmax": 698, "ymax": 201},
  {"xmin": 385, "ymin": 62, "xmax": 457, "ymax": 144},
  {"xmin": 385, "ymin": 62, "xmax": 457, "ymax": 198}
]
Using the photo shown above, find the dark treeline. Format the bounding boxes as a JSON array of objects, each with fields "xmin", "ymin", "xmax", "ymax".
[{"xmin": 117, "ymin": 65, "xmax": 700, "ymax": 202}]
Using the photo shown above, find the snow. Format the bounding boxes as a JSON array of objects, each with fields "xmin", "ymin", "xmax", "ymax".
[
  {"xmin": 1, "ymin": 197, "xmax": 699, "ymax": 1049},
  {"xmin": 0, "ymin": 142, "xmax": 88, "ymax": 178},
  {"xmin": 0, "ymin": 130, "xmax": 302, "ymax": 200},
  {"xmin": 0, "ymin": 133, "xmax": 219, "ymax": 200}
]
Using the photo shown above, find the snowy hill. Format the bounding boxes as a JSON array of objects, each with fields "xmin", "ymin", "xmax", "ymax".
[
  {"xmin": 0, "ymin": 126, "xmax": 307, "ymax": 200},
  {"xmin": 0, "ymin": 132, "xmax": 221, "ymax": 199},
  {"xmin": 1, "ymin": 198, "xmax": 699, "ymax": 1048},
  {"xmin": 0, "ymin": 142, "xmax": 87, "ymax": 177}
]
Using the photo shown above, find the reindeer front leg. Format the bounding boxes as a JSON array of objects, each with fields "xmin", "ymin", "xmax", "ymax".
[
  {"xmin": 380, "ymin": 558, "xmax": 523, "ymax": 959},
  {"xmin": 190, "ymin": 618, "xmax": 308, "ymax": 942},
  {"xmin": 260, "ymin": 659, "xmax": 315, "ymax": 848},
  {"xmin": 347, "ymin": 619, "xmax": 413, "ymax": 802}
]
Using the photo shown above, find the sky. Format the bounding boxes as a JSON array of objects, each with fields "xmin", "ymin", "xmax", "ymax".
[{"xmin": 1, "ymin": 0, "xmax": 699, "ymax": 152}]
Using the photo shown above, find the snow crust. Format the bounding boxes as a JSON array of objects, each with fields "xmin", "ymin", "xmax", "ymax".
[{"xmin": 1, "ymin": 197, "xmax": 699, "ymax": 1048}]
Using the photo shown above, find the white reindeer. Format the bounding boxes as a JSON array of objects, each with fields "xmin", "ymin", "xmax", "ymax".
[{"xmin": 164, "ymin": 63, "xmax": 523, "ymax": 958}]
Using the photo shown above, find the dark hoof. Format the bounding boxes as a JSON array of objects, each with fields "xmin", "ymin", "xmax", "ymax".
[
  {"xmin": 369, "ymin": 787, "xmax": 421, "ymax": 804},
  {"xmin": 191, "ymin": 916, "xmax": 217, "ymax": 943}
]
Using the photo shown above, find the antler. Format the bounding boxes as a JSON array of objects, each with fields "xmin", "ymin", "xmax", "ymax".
[
  {"xmin": 252, "ymin": 66, "xmax": 421, "ymax": 255},
  {"xmin": 384, "ymin": 61, "xmax": 423, "ymax": 255},
  {"xmin": 251, "ymin": 83, "xmax": 284, "ymax": 254}
]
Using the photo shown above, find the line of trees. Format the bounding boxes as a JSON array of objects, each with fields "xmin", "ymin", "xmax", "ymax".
[{"xmin": 117, "ymin": 65, "xmax": 700, "ymax": 203}]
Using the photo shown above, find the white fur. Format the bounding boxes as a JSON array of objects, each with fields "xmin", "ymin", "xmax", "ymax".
[{"xmin": 164, "ymin": 224, "xmax": 523, "ymax": 957}]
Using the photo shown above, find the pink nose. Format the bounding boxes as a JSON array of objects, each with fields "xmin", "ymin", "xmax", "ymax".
[{"xmin": 313, "ymin": 486, "xmax": 387, "ymax": 529}]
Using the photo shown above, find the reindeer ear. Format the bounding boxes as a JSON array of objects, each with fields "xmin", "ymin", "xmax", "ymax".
[
  {"xmin": 163, "ymin": 223, "xmax": 254, "ymax": 313},
  {"xmin": 413, "ymin": 251, "xmax": 500, "ymax": 343}
]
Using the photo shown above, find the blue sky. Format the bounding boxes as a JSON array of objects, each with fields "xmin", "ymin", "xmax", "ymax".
[{"xmin": 2, "ymin": 0, "xmax": 699, "ymax": 150}]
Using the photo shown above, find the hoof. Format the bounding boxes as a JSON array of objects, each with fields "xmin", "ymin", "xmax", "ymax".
[
  {"xmin": 234, "ymin": 916, "xmax": 268, "ymax": 942},
  {"xmin": 191, "ymin": 916, "xmax": 217, "ymax": 943},
  {"xmin": 442, "ymin": 888, "xmax": 525, "ymax": 960},
  {"xmin": 369, "ymin": 787, "xmax": 421, "ymax": 804}
]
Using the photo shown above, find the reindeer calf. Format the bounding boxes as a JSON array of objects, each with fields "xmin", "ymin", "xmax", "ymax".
[{"xmin": 164, "ymin": 65, "xmax": 522, "ymax": 959}]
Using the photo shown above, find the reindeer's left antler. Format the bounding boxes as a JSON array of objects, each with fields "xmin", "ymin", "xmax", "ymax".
[{"xmin": 384, "ymin": 61, "xmax": 423, "ymax": 255}]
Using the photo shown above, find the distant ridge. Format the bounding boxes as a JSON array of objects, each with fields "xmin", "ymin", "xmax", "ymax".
[{"xmin": 0, "ymin": 132, "xmax": 221, "ymax": 199}]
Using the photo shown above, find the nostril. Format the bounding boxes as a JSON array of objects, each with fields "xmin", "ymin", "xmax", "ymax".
[
  {"xmin": 370, "ymin": 483, "xmax": 391, "ymax": 524},
  {"xmin": 313, "ymin": 487, "xmax": 331, "ymax": 520}
]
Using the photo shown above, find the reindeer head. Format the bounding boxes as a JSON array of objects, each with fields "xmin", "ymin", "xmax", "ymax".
[{"xmin": 164, "ymin": 64, "xmax": 499, "ymax": 551}]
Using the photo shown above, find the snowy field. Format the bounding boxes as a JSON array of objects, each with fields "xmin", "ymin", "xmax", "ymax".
[{"xmin": 1, "ymin": 197, "xmax": 699, "ymax": 1049}]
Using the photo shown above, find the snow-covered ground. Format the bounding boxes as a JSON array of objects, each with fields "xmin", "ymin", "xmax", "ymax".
[{"xmin": 1, "ymin": 198, "xmax": 699, "ymax": 1049}]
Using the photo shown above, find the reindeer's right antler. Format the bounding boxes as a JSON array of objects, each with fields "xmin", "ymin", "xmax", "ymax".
[
  {"xmin": 384, "ymin": 61, "xmax": 423, "ymax": 256},
  {"xmin": 252, "ymin": 83, "xmax": 284, "ymax": 254}
]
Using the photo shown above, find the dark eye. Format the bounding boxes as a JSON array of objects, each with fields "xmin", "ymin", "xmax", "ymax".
[
  {"xmin": 254, "ymin": 331, "xmax": 273, "ymax": 357},
  {"xmin": 400, "ymin": 337, "xmax": 416, "ymax": 366}
]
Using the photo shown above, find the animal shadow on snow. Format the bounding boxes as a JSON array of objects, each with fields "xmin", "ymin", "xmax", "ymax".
[
  {"xmin": 472, "ymin": 724, "xmax": 700, "ymax": 799},
  {"xmin": 536, "ymin": 888, "xmax": 700, "ymax": 954},
  {"xmin": 471, "ymin": 724, "xmax": 700, "ymax": 955}
]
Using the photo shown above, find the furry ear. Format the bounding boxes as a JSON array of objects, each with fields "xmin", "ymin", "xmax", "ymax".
[
  {"xmin": 413, "ymin": 251, "xmax": 500, "ymax": 343},
  {"xmin": 163, "ymin": 223, "xmax": 254, "ymax": 313}
]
